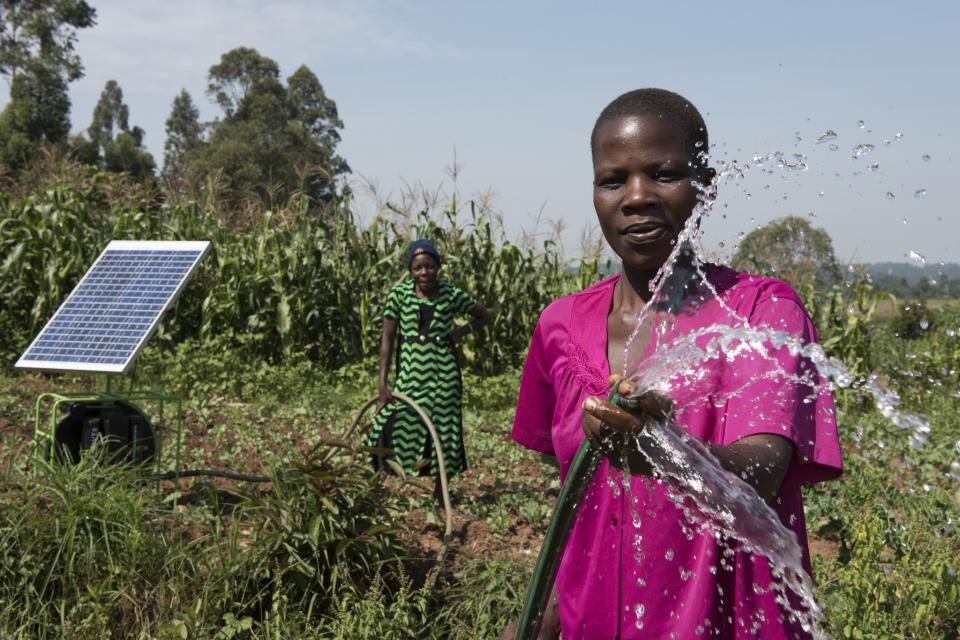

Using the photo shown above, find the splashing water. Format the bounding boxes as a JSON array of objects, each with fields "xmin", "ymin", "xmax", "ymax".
[
  {"xmin": 815, "ymin": 130, "xmax": 838, "ymax": 144},
  {"xmin": 596, "ymin": 141, "xmax": 941, "ymax": 639}
]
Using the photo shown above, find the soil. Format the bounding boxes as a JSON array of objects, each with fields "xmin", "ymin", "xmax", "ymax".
[{"xmin": 0, "ymin": 372, "xmax": 839, "ymax": 579}]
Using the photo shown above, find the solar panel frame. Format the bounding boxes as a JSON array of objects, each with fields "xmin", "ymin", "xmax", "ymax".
[{"xmin": 15, "ymin": 240, "xmax": 211, "ymax": 374}]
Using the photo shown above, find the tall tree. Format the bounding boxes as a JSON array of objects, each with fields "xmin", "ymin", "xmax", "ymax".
[
  {"xmin": 0, "ymin": 61, "xmax": 70, "ymax": 168},
  {"xmin": 732, "ymin": 215, "xmax": 842, "ymax": 290},
  {"xmin": 188, "ymin": 47, "xmax": 348, "ymax": 207},
  {"xmin": 0, "ymin": 0, "xmax": 96, "ymax": 167},
  {"xmin": 206, "ymin": 46, "xmax": 280, "ymax": 117},
  {"xmin": 0, "ymin": 0, "xmax": 96, "ymax": 81},
  {"xmin": 162, "ymin": 89, "xmax": 202, "ymax": 189},
  {"xmin": 75, "ymin": 79, "xmax": 155, "ymax": 178},
  {"xmin": 286, "ymin": 65, "xmax": 348, "ymax": 181}
]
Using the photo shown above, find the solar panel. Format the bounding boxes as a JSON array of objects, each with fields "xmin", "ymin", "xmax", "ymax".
[{"xmin": 15, "ymin": 240, "xmax": 211, "ymax": 374}]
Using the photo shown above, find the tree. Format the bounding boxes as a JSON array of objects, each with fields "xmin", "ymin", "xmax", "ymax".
[
  {"xmin": 286, "ymin": 65, "xmax": 349, "ymax": 186},
  {"xmin": 0, "ymin": 62, "xmax": 70, "ymax": 168},
  {"xmin": 731, "ymin": 215, "xmax": 841, "ymax": 290},
  {"xmin": 89, "ymin": 79, "xmax": 129, "ymax": 148},
  {"xmin": 0, "ymin": 0, "xmax": 96, "ymax": 167},
  {"xmin": 74, "ymin": 79, "xmax": 155, "ymax": 178},
  {"xmin": 0, "ymin": 0, "xmax": 96, "ymax": 81},
  {"xmin": 206, "ymin": 46, "xmax": 280, "ymax": 117},
  {"xmin": 187, "ymin": 47, "xmax": 348, "ymax": 208},
  {"xmin": 161, "ymin": 89, "xmax": 202, "ymax": 189}
]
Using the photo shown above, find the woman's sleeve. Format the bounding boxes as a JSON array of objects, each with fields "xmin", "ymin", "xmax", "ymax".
[
  {"xmin": 451, "ymin": 285, "xmax": 478, "ymax": 315},
  {"xmin": 512, "ymin": 321, "xmax": 557, "ymax": 456},
  {"xmin": 384, "ymin": 286, "xmax": 400, "ymax": 320},
  {"xmin": 720, "ymin": 294, "xmax": 843, "ymax": 489}
]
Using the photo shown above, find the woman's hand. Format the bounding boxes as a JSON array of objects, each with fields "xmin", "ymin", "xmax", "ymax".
[
  {"xmin": 376, "ymin": 387, "xmax": 394, "ymax": 412},
  {"xmin": 497, "ymin": 595, "xmax": 561, "ymax": 640},
  {"xmin": 497, "ymin": 621, "xmax": 517, "ymax": 640},
  {"xmin": 377, "ymin": 317, "xmax": 397, "ymax": 410},
  {"xmin": 581, "ymin": 374, "xmax": 674, "ymax": 474}
]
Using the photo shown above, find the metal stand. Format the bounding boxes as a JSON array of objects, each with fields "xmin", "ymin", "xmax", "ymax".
[{"xmin": 33, "ymin": 390, "xmax": 184, "ymax": 480}]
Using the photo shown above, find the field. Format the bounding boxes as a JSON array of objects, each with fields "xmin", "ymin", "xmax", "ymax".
[
  {"xmin": 1, "ymin": 315, "xmax": 960, "ymax": 638},
  {"xmin": 1, "ymin": 169, "xmax": 960, "ymax": 638}
]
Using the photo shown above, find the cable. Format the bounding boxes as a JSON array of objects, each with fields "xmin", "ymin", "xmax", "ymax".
[{"xmin": 150, "ymin": 469, "xmax": 273, "ymax": 483}]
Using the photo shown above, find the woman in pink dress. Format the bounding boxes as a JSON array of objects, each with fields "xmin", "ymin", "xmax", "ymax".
[{"xmin": 502, "ymin": 89, "xmax": 843, "ymax": 639}]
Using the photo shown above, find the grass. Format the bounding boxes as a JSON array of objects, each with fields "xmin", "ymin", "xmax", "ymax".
[
  {"xmin": 0, "ymin": 312, "xmax": 959, "ymax": 638},
  {"xmin": 0, "ymin": 356, "xmax": 548, "ymax": 639},
  {"xmin": 4, "ymin": 121, "xmax": 957, "ymax": 638}
]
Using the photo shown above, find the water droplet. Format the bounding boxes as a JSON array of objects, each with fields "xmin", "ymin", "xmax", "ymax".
[
  {"xmin": 914, "ymin": 188, "xmax": 927, "ymax": 199},
  {"xmin": 665, "ymin": 548, "xmax": 675, "ymax": 561},
  {"xmin": 895, "ymin": 131, "xmax": 904, "ymax": 140},
  {"xmin": 886, "ymin": 192, "xmax": 896, "ymax": 201},
  {"xmin": 908, "ymin": 250, "xmax": 926, "ymax": 266},
  {"xmin": 694, "ymin": 140, "xmax": 704, "ymax": 148},
  {"xmin": 922, "ymin": 154, "xmax": 931, "ymax": 161},
  {"xmin": 634, "ymin": 603, "xmax": 645, "ymax": 629},
  {"xmin": 857, "ymin": 119, "xmax": 865, "ymax": 128},
  {"xmin": 852, "ymin": 144, "xmax": 875, "ymax": 158},
  {"xmin": 828, "ymin": 143, "xmax": 839, "ymax": 151},
  {"xmin": 816, "ymin": 130, "xmax": 837, "ymax": 143},
  {"xmin": 866, "ymin": 163, "xmax": 879, "ymax": 172},
  {"xmin": 902, "ymin": 218, "xmax": 908, "ymax": 225},
  {"xmin": 883, "ymin": 139, "xmax": 892, "ymax": 146}
]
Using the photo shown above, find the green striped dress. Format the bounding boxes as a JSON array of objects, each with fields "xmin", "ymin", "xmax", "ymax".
[{"xmin": 368, "ymin": 280, "xmax": 476, "ymax": 476}]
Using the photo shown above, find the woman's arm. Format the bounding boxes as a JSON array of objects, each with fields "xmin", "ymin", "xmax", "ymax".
[
  {"xmin": 706, "ymin": 434, "xmax": 794, "ymax": 502},
  {"xmin": 497, "ymin": 558, "xmax": 562, "ymax": 640},
  {"xmin": 450, "ymin": 303, "xmax": 491, "ymax": 342},
  {"xmin": 377, "ymin": 317, "xmax": 398, "ymax": 410},
  {"xmin": 582, "ymin": 381, "xmax": 794, "ymax": 501}
]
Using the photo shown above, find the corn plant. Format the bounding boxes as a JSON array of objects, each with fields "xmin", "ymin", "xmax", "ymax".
[{"xmin": 1, "ymin": 165, "xmax": 590, "ymax": 373}]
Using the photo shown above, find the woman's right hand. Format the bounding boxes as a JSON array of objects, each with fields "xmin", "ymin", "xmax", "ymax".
[
  {"xmin": 376, "ymin": 387, "xmax": 394, "ymax": 412},
  {"xmin": 581, "ymin": 374, "xmax": 673, "ymax": 474}
]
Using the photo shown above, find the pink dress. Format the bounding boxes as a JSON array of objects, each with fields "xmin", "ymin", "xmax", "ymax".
[{"xmin": 512, "ymin": 267, "xmax": 843, "ymax": 639}]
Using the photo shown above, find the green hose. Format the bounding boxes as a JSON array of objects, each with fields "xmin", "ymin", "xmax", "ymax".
[
  {"xmin": 514, "ymin": 380, "xmax": 638, "ymax": 639},
  {"xmin": 514, "ymin": 437, "xmax": 599, "ymax": 639}
]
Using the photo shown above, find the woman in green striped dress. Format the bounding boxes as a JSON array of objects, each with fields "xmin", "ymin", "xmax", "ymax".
[{"xmin": 369, "ymin": 240, "xmax": 490, "ymax": 495}]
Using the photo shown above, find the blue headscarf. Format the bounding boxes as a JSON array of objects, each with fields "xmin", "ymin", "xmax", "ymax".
[{"xmin": 406, "ymin": 239, "xmax": 441, "ymax": 269}]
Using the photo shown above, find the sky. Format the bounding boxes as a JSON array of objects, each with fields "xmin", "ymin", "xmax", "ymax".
[{"xmin": 3, "ymin": 0, "xmax": 958, "ymax": 265}]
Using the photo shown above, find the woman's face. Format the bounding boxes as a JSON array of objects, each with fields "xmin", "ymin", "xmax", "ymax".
[
  {"xmin": 592, "ymin": 115, "xmax": 704, "ymax": 272},
  {"xmin": 410, "ymin": 254, "xmax": 439, "ymax": 289}
]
